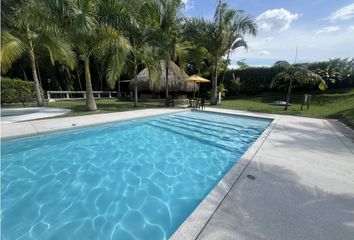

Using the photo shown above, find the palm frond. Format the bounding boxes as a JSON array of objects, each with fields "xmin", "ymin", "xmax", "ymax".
[
  {"xmin": 138, "ymin": 50, "xmax": 161, "ymax": 91},
  {"xmin": 1, "ymin": 31, "xmax": 26, "ymax": 74},
  {"xmin": 92, "ymin": 25, "xmax": 131, "ymax": 55},
  {"xmin": 273, "ymin": 60, "xmax": 291, "ymax": 68},
  {"xmin": 98, "ymin": 0, "xmax": 139, "ymax": 30},
  {"xmin": 231, "ymin": 37, "xmax": 248, "ymax": 51},
  {"xmin": 37, "ymin": 33, "xmax": 77, "ymax": 70},
  {"xmin": 232, "ymin": 11, "xmax": 257, "ymax": 36},
  {"xmin": 106, "ymin": 47, "xmax": 127, "ymax": 89}
]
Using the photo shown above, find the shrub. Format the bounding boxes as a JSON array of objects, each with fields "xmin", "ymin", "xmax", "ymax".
[
  {"xmin": 230, "ymin": 77, "xmax": 241, "ymax": 96},
  {"xmin": 1, "ymin": 77, "xmax": 35, "ymax": 105}
]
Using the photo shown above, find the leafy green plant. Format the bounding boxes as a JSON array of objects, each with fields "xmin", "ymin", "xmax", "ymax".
[
  {"xmin": 218, "ymin": 83, "xmax": 227, "ymax": 98},
  {"xmin": 230, "ymin": 76, "xmax": 241, "ymax": 96},
  {"xmin": 1, "ymin": 0, "xmax": 76, "ymax": 106},
  {"xmin": 270, "ymin": 61, "xmax": 327, "ymax": 110},
  {"xmin": 1, "ymin": 77, "xmax": 35, "ymax": 105},
  {"xmin": 182, "ymin": 0, "xmax": 257, "ymax": 104}
]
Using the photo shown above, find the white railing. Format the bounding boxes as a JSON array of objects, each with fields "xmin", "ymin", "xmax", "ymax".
[{"xmin": 47, "ymin": 91, "xmax": 118, "ymax": 100}]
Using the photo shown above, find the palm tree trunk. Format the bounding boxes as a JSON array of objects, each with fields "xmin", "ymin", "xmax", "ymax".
[
  {"xmin": 36, "ymin": 59, "xmax": 45, "ymax": 104},
  {"xmin": 221, "ymin": 50, "xmax": 231, "ymax": 84},
  {"xmin": 84, "ymin": 57, "xmax": 97, "ymax": 111},
  {"xmin": 133, "ymin": 63, "xmax": 138, "ymax": 107},
  {"xmin": 76, "ymin": 68, "xmax": 83, "ymax": 91},
  {"xmin": 117, "ymin": 79, "xmax": 121, "ymax": 98},
  {"xmin": 211, "ymin": 56, "xmax": 219, "ymax": 105},
  {"xmin": 284, "ymin": 78, "xmax": 293, "ymax": 110},
  {"xmin": 28, "ymin": 36, "xmax": 43, "ymax": 107},
  {"xmin": 165, "ymin": 60, "xmax": 169, "ymax": 102}
]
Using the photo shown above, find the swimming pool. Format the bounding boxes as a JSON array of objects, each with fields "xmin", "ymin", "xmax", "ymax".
[{"xmin": 1, "ymin": 111, "xmax": 271, "ymax": 240}]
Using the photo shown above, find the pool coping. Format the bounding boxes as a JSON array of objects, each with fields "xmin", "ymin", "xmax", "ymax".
[{"xmin": 170, "ymin": 109, "xmax": 278, "ymax": 239}]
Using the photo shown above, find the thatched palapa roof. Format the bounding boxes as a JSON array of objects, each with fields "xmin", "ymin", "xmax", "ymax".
[{"xmin": 130, "ymin": 61, "xmax": 197, "ymax": 92}]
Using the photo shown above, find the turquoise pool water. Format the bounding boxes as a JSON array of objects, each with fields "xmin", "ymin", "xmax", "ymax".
[{"xmin": 1, "ymin": 111, "xmax": 271, "ymax": 240}]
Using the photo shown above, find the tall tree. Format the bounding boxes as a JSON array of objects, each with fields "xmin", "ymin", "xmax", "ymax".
[
  {"xmin": 182, "ymin": 1, "xmax": 257, "ymax": 104},
  {"xmin": 155, "ymin": 0, "xmax": 186, "ymax": 103},
  {"xmin": 0, "ymin": 0, "xmax": 76, "ymax": 106},
  {"xmin": 271, "ymin": 61, "xmax": 327, "ymax": 110},
  {"xmin": 209, "ymin": 0, "xmax": 256, "ymax": 104},
  {"xmin": 62, "ymin": 0, "xmax": 130, "ymax": 111},
  {"xmin": 102, "ymin": 0, "xmax": 161, "ymax": 107}
]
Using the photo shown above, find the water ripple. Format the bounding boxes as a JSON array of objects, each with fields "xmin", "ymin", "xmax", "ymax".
[{"xmin": 1, "ymin": 111, "xmax": 270, "ymax": 239}]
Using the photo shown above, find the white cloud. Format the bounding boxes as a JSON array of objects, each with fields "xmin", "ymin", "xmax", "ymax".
[
  {"xmin": 230, "ymin": 27, "xmax": 354, "ymax": 67},
  {"xmin": 329, "ymin": 3, "xmax": 354, "ymax": 21},
  {"xmin": 258, "ymin": 50, "xmax": 271, "ymax": 55},
  {"xmin": 256, "ymin": 8, "xmax": 299, "ymax": 32},
  {"xmin": 182, "ymin": 0, "xmax": 194, "ymax": 11},
  {"xmin": 316, "ymin": 25, "xmax": 340, "ymax": 34},
  {"xmin": 240, "ymin": 37, "xmax": 274, "ymax": 52}
]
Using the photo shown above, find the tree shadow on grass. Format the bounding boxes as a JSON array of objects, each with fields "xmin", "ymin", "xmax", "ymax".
[{"xmin": 329, "ymin": 108, "xmax": 354, "ymax": 129}]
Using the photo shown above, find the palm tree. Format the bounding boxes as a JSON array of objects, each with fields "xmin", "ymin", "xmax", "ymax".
[
  {"xmin": 221, "ymin": 9, "xmax": 257, "ymax": 83},
  {"xmin": 102, "ymin": 0, "xmax": 161, "ymax": 107},
  {"xmin": 186, "ymin": 44, "xmax": 210, "ymax": 74},
  {"xmin": 209, "ymin": 0, "xmax": 257, "ymax": 104},
  {"xmin": 62, "ymin": 0, "xmax": 130, "ymax": 111},
  {"xmin": 154, "ymin": 0, "xmax": 186, "ymax": 103},
  {"xmin": 0, "ymin": 0, "xmax": 76, "ymax": 106},
  {"xmin": 271, "ymin": 61, "xmax": 327, "ymax": 110},
  {"xmin": 182, "ymin": 1, "xmax": 257, "ymax": 105}
]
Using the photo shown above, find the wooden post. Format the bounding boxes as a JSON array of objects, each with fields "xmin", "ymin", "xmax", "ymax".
[
  {"xmin": 301, "ymin": 94, "xmax": 312, "ymax": 110},
  {"xmin": 109, "ymin": 92, "xmax": 112, "ymax": 98},
  {"xmin": 98, "ymin": 93, "xmax": 101, "ymax": 98},
  {"xmin": 66, "ymin": 93, "xmax": 70, "ymax": 99},
  {"xmin": 47, "ymin": 91, "xmax": 51, "ymax": 99}
]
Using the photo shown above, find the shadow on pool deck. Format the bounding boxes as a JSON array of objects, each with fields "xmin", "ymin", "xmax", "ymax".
[
  {"xmin": 197, "ymin": 162, "xmax": 354, "ymax": 240},
  {"xmin": 191, "ymin": 113, "xmax": 354, "ymax": 240}
]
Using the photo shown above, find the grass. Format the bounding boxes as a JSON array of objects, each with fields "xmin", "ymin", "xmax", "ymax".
[
  {"xmin": 47, "ymin": 99, "xmax": 163, "ymax": 117},
  {"xmin": 2, "ymin": 88, "xmax": 353, "ymax": 126},
  {"xmin": 216, "ymin": 88, "xmax": 354, "ymax": 126},
  {"xmin": 3, "ymin": 99, "xmax": 163, "ymax": 117}
]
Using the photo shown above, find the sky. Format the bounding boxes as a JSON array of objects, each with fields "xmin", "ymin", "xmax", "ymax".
[{"xmin": 182, "ymin": 0, "xmax": 354, "ymax": 68}]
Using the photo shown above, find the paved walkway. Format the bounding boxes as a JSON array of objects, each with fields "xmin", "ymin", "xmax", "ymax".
[
  {"xmin": 1, "ymin": 107, "xmax": 71, "ymax": 123},
  {"xmin": 1, "ymin": 108, "xmax": 353, "ymax": 240},
  {"xmin": 1, "ymin": 108, "xmax": 186, "ymax": 140}
]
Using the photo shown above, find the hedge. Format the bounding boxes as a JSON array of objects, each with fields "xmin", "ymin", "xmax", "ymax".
[
  {"xmin": 222, "ymin": 63, "xmax": 354, "ymax": 96},
  {"xmin": 1, "ymin": 77, "xmax": 36, "ymax": 104},
  {"xmin": 222, "ymin": 67, "xmax": 279, "ymax": 95}
]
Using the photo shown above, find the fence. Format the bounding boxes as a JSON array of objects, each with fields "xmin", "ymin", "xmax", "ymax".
[{"xmin": 47, "ymin": 91, "xmax": 119, "ymax": 100}]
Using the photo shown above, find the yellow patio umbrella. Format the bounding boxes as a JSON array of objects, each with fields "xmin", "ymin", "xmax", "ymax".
[{"xmin": 180, "ymin": 75, "xmax": 210, "ymax": 98}]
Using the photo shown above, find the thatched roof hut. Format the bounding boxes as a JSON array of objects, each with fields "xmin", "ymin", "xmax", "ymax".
[{"xmin": 130, "ymin": 61, "xmax": 197, "ymax": 92}]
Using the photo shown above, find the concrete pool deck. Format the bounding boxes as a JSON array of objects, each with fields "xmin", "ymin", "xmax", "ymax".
[
  {"xmin": 1, "ymin": 108, "xmax": 354, "ymax": 240},
  {"xmin": 1, "ymin": 107, "xmax": 71, "ymax": 123}
]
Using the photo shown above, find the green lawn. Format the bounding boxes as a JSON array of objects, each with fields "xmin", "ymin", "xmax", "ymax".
[
  {"xmin": 47, "ymin": 99, "xmax": 163, "ymax": 117},
  {"xmin": 2, "ymin": 99, "xmax": 163, "ymax": 117},
  {"xmin": 3, "ymin": 88, "xmax": 354, "ymax": 126},
  {"xmin": 216, "ymin": 88, "xmax": 354, "ymax": 126},
  {"xmin": 48, "ymin": 99, "xmax": 165, "ymax": 117}
]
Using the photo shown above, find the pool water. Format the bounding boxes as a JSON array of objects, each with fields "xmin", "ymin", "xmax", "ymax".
[{"xmin": 1, "ymin": 111, "xmax": 271, "ymax": 240}]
